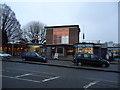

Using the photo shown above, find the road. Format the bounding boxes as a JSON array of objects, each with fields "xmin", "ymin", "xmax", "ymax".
[{"xmin": 1, "ymin": 61, "xmax": 119, "ymax": 88}]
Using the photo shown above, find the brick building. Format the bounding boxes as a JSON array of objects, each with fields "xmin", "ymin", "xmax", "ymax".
[
  {"xmin": 46, "ymin": 25, "xmax": 80, "ymax": 44},
  {"xmin": 45, "ymin": 25, "xmax": 80, "ymax": 59}
]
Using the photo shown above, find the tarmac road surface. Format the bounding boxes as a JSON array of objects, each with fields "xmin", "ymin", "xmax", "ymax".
[{"xmin": 1, "ymin": 62, "xmax": 119, "ymax": 88}]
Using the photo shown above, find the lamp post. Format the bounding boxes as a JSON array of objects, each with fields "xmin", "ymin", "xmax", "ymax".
[{"xmin": 12, "ymin": 41, "xmax": 14, "ymax": 56}]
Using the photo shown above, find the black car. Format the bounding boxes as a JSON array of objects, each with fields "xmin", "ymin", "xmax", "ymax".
[
  {"xmin": 21, "ymin": 52, "xmax": 47, "ymax": 63},
  {"xmin": 73, "ymin": 53, "xmax": 110, "ymax": 67}
]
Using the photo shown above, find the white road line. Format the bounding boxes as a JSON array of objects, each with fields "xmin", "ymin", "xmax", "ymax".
[
  {"xmin": 42, "ymin": 76, "xmax": 60, "ymax": 82},
  {"xmin": 1, "ymin": 75, "xmax": 60, "ymax": 83},
  {"xmin": 83, "ymin": 81, "xmax": 99, "ymax": 89},
  {"xmin": 1, "ymin": 75, "xmax": 42, "ymax": 83},
  {"xmin": 15, "ymin": 73, "xmax": 32, "ymax": 78},
  {"xmin": 85, "ymin": 77, "xmax": 118, "ymax": 83}
]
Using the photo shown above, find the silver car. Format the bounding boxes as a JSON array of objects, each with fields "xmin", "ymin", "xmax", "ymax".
[{"xmin": 0, "ymin": 51, "xmax": 12, "ymax": 60}]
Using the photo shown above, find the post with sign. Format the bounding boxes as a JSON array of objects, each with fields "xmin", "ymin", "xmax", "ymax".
[
  {"xmin": 34, "ymin": 34, "xmax": 39, "ymax": 43},
  {"xmin": 12, "ymin": 41, "xmax": 14, "ymax": 56}
]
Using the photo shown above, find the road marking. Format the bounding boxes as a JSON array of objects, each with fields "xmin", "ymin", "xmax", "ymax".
[
  {"xmin": 42, "ymin": 76, "xmax": 60, "ymax": 82},
  {"xmin": 1, "ymin": 75, "xmax": 60, "ymax": 83},
  {"xmin": 1, "ymin": 75, "xmax": 42, "ymax": 83},
  {"xmin": 15, "ymin": 73, "xmax": 32, "ymax": 78},
  {"xmin": 85, "ymin": 77, "xmax": 118, "ymax": 83},
  {"xmin": 83, "ymin": 81, "xmax": 99, "ymax": 89}
]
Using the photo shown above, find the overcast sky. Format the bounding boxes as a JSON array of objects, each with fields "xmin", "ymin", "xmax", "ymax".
[{"xmin": 2, "ymin": 1, "xmax": 118, "ymax": 43}]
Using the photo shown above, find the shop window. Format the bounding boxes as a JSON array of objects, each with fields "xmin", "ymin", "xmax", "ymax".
[
  {"xmin": 66, "ymin": 48, "xmax": 73, "ymax": 56},
  {"xmin": 57, "ymin": 48, "xmax": 63, "ymax": 54}
]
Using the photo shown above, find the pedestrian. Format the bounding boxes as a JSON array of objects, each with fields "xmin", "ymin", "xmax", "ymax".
[
  {"xmin": 51, "ymin": 50, "xmax": 55, "ymax": 59},
  {"xmin": 109, "ymin": 52, "xmax": 113, "ymax": 61},
  {"xmin": 111, "ymin": 52, "xmax": 114, "ymax": 60}
]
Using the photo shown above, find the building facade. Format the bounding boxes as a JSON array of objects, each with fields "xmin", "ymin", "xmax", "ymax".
[
  {"xmin": 45, "ymin": 25, "xmax": 80, "ymax": 59},
  {"xmin": 45, "ymin": 25, "xmax": 80, "ymax": 44}
]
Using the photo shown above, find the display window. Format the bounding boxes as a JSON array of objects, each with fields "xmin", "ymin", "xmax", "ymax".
[{"xmin": 66, "ymin": 47, "xmax": 74, "ymax": 56}]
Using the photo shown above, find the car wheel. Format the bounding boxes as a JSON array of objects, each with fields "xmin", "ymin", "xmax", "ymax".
[
  {"xmin": 102, "ymin": 64, "xmax": 106, "ymax": 67},
  {"xmin": 79, "ymin": 62, "xmax": 82, "ymax": 66}
]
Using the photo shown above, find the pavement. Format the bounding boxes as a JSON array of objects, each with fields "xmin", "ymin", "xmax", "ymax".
[{"xmin": 2, "ymin": 56, "xmax": 120, "ymax": 73}]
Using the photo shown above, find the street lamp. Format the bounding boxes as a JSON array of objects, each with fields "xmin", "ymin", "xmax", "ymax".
[
  {"xmin": 11, "ymin": 41, "xmax": 14, "ymax": 56},
  {"xmin": 8, "ymin": 41, "xmax": 17, "ymax": 56}
]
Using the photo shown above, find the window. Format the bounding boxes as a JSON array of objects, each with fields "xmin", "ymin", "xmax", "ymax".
[
  {"xmin": 77, "ymin": 54, "xmax": 82, "ymax": 59},
  {"xmin": 78, "ymin": 54, "xmax": 82, "ymax": 57},
  {"xmin": 57, "ymin": 48, "xmax": 63, "ymax": 54},
  {"xmin": 26, "ymin": 52, "xmax": 31, "ymax": 56},
  {"xmin": 53, "ymin": 28, "xmax": 69, "ymax": 44},
  {"xmin": 31, "ymin": 53, "xmax": 37, "ymax": 57},
  {"xmin": 84, "ymin": 54, "xmax": 90, "ymax": 58},
  {"xmin": 91, "ymin": 54, "xmax": 98, "ymax": 59}
]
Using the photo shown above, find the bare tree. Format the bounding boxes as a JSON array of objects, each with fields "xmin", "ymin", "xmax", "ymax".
[
  {"xmin": 22, "ymin": 21, "xmax": 46, "ymax": 44},
  {"xmin": 0, "ymin": 4, "xmax": 22, "ymax": 44}
]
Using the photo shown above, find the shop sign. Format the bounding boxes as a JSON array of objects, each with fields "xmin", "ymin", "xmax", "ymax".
[
  {"xmin": 108, "ymin": 48, "xmax": 120, "ymax": 50},
  {"xmin": 75, "ymin": 44, "xmax": 93, "ymax": 48},
  {"xmin": 28, "ymin": 45, "xmax": 43, "ymax": 46}
]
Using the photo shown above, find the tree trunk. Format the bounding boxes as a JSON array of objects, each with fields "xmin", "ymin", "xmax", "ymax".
[{"xmin": 2, "ymin": 30, "xmax": 8, "ymax": 44}]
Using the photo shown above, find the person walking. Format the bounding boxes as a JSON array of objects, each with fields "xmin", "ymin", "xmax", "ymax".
[
  {"xmin": 111, "ymin": 52, "xmax": 114, "ymax": 61},
  {"xmin": 109, "ymin": 52, "xmax": 113, "ymax": 61}
]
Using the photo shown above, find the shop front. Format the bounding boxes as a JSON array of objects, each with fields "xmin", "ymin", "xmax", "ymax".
[
  {"xmin": 2, "ymin": 44, "xmax": 27, "ymax": 56},
  {"xmin": 27, "ymin": 44, "xmax": 44, "ymax": 56},
  {"xmin": 74, "ymin": 43, "xmax": 94, "ymax": 54},
  {"xmin": 74, "ymin": 43, "xmax": 107, "ymax": 59},
  {"xmin": 107, "ymin": 47, "xmax": 120, "ymax": 56},
  {"xmin": 2, "ymin": 44, "xmax": 45, "ymax": 56},
  {"xmin": 45, "ymin": 44, "xmax": 74, "ymax": 60}
]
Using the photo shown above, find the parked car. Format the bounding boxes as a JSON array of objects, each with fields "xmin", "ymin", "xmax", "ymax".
[
  {"xmin": 73, "ymin": 53, "xmax": 110, "ymax": 67},
  {"xmin": 0, "ymin": 51, "xmax": 12, "ymax": 60},
  {"xmin": 21, "ymin": 52, "xmax": 48, "ymax": 63}
]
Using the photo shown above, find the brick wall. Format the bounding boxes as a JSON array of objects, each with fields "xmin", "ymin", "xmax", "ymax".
[
  {"xmin": 69, "ymin": 28, "xmax": 79, "ymax": 44},
  {"xmin": 46, "ymin": 25, "xmax": 80, "ymax": 44},
  {"xmin": 46, "ymin": 29, "xmax": 53, "ymax": 44}
]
